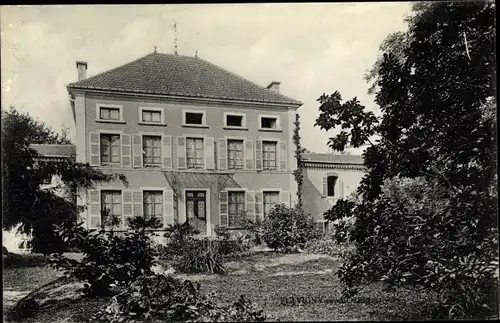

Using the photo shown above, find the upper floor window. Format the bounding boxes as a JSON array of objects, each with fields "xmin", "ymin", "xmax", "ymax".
[
  {"xmin": 101, "ymin": 134, "xmax": 121, "ymax": 166},
  {"xmin": 97, "ymin": 104, "xmax": 123, "ymax": 122},
  {"xmin": 101, "ymin": 190, "xmax": 122, "ymax": 227},
  {"xmin": 260, "ymin": 116, "xmax": 279, "ymax": 129},
  {"xmin": 186, "ymin": 137, "xmax": 204, "ymax": 169},
  {"xmin": 263, "ymin": 191, "xmax": 279, "ymax": 217},
  {"xmin": 262, "ymin": 141, "xmax": 277, "ymax": 170},
  {"xmin": 327, "ymin": 175, "xmax": 337, "ymax": 197},
  {"xmin": 227, "ymin": 139, "xmax": 244, "ymax": 170},
  {"xmin": 224, "ymin": 113, "xmax": 246, "ymax": 128},
  {"xmin": 143, "ymin": 190, "xmax": 163, "ymax": 222},
  {"xmin": 183, "ymin": 111, "xmax": 206, "ymax": 126},
  {"xmin": 143, "ymin": 135, "xmax": 162, "ymax": 167},
  {"xmin": 142, "ymin": 110, "xmax": 161, "ymax": 122}
]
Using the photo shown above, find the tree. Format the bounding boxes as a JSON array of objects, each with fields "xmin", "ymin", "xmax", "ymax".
[
  {"xmin": 1, "ymin": 106, "xmax": 128, "ymax": 254},
  {"xmin": 315, "ymin": 2, "xmax": 497, "ymax": 319}
]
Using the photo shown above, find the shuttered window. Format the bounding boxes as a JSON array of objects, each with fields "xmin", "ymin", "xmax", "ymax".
[
  {"xmin": 143, "ymin": 191, "xmax": 163, "ymax": 222},
  {"xmin": 263, "ymin": 191, "xmax": 279, "ymax": 217},
  {"xmin": 262, "ymin": 141, "xmax": 277, "ymax": 170},
  {"xmin": 143, "ymin": 135, "xmax": 162, "ymax": 167},
  {"xmin": 186, "ymin": 137, "xmax": 204, "ymax": 169},
  {"xmin": 227, "ymin": 139, "xmax": 244, "ymax": 170},
  {"xmin": 101, "ymin": 190, "xmax": 122, "ymax": 227},
  {"xmin": 228, "ymin": 191, "xmax": 245, "ymax": 227},
  {"xmin": 101, "ymin": 134, "xmax": 121, "ymax": 166},
  {"xmin": 327, "ymin": 175, "xmax": 337, "ymax": 197}
]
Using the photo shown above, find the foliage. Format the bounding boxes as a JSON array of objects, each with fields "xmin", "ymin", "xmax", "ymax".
[
  {"xmin": 261, "ymin": 204, "xmax": 320, "ymax": 253},
  {"xmin": 315, "ymin": 2, "xmax": 497, "ymax": 319},
  {"xmin": 170, "ymin": 237, "xmax": 226, "ymax": 275},
  {"xmin": 1, "ymin": 106, "xmax": 127, "ymax": 254},
  {"xmin": 90, "ymin": 274, "xmax": 266, "ymax": 322},
  {"xmin": 293, "ymin": 113, "xmax": 307, "ymax": 210},
  {"xmin": 160, "ymin": 222, "xmax": 201, "ymax": 261},
  {"xmin": 303, "ymin": 236, "xmax": 356, "ymax": 260},
  {"xmin": 49, "ymin": 216, "xmax": 158, "ymax": 296}
]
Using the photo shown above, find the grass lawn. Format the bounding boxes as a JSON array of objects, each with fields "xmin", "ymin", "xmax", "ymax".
[{"xmin": 3, "ymin": 251, "xmax": 437, "ymax": 322}]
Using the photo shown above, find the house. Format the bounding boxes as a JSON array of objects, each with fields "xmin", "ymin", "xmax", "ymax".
[
  {"xmin": 301, "ymin": 152, "xmax": 366, "ymax": 232},
  {"xmin": 66, "ymin": 52, "xmax": 302, "ymax": 236},
  {"xmin": 2, "ymin": 144, "xmax": 75, "ymax": 253}
]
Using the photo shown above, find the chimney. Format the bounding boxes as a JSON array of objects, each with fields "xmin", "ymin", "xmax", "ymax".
[
  {"xmin": 76, "ymin": 61, "xmax": 88, "ymax": 81},
  {"xmin": 266, "ymin": 81, "xmax": 280, "ymax": 94}
]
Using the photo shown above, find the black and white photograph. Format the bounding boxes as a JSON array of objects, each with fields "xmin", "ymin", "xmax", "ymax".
[{"xmin": 1, "ymin": 2, "xmax": 498, "ymax": 322}]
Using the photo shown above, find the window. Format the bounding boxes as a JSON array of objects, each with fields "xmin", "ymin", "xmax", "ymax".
[
  {"xmin": 101, "ymin": 190, "xmax": 122, "ymax": 227},
  {"xmin": 100, "ymin": 134, "xmax": 121, "ymax": 166},
  {"xmin": 227, "ymin": 139, "xmax": 244, "ymax": 170},
  {"xmin": 226, "ymin": 114, "xmax": 244, "ymax": 127},
  {"xmin": 143, "ymin": 191, "xmax": 163, "ymax": 222},
  {"xmin": 186, "ymin": 137, "xmax": 204, "ymax": 169},
  {"xmin": 316, "ymin": 220, "xmax": 331, "ymax": 235},
  {"xmin": 228, "ymin": 191, "xmax": 245, "ymax": 227},
  {"xmin": 100, "ymin": 106, "xmax": 121, "ymax": 120},
  {"xmin": 142, "ymin": 110, "xmax": 162, "ymax": 123},
  {"xmin": 261, "ymin": 117, "xmax": 277, "ymax": 129},
  {"xmin": 263, "ymin": 191, "xmax": 279, "ymax": 217},
  {"xmin": 327, "ymin": 175, "xmax": 337, "ymax": 197},
  {"xmin": 262, "ymin": 141, "xmax": 277, "ymax": 170},
  {"xmin": 185, "ymin": 112, "xmax": 204, "ymax": 125},
  {"xmin": 143, "ymin": 135, "xmax": 162, "ymax": 167}
]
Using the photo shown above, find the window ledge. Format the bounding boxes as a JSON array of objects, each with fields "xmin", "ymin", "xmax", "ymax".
[
  {"xmin": 96, "ymin": 119, "xmax": 126, "ymax": 124},
  {"xmin": 181, "ymin": 124, "xmax": 209, "ymax": 128},
  {"xmin": 223, "ymin": 126, "xmax": 248, "ymax": 131},
  {"xmin": 258, "ymin": 128, "xmax": 282, "ymax": 132},
  {"xmin": 138, "ymin": 121, "xmax": 167, "ymax": 126}
]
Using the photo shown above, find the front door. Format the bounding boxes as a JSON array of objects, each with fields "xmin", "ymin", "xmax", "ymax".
[{"xmin": 185, "ymin": 190, "xmax": 207, "ymax": 234}]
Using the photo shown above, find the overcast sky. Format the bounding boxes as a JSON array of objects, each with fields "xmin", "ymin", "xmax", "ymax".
[{"xmin": 1, "ymin": 3, "xmax": 411, "ymax": 154}]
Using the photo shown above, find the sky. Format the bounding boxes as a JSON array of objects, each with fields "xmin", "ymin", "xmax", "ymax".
[{"xmin": 1, "ymin": 3, "xmax": 411, "ymax": 154}]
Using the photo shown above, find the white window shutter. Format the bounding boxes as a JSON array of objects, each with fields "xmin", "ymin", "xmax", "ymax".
[
  {"xmin": 132, "ymin": 190, "xmax": 143, "ymax": 217},
  {"xmin": 132, "ymin": 134, "xmax": 143, "ymax": 168},
  {"xmin": 279, "ymin": 141, "xmax": 287, "ymax": 171},
  {"xmin": 121, "ymin": 134, "xmax": 132, "ymax": 167},
  {"xmin": 164, "ymin": 189, "xmax": 174, "ymax": 226},
  {"xmin": 177, "ymin": 136, "xmax": 186, "ymax": 169},
  {"xmin": 88, "ymin": 190, "xmax": 101, "ymax": 228},
  {"xmin": 89, "ymin": 132, "xmax": 100, "ymax": 166},
  {"xmin": 339, "ymin": 178, "xmax": 344, "ymax": 198},
  {"xmin": 122, "ymin": 190, "xmax": 134, "ymax": 228},
  {"xmin": 322, "ymin": 175, "xmax": 327, "ymax": 197},
  {"xmin": 245, "ymin": 190, "xmax": 256, "ymax": 221},
  {"xmin": 255, "ymin": 140, "xmax": 263, "ymax": 170},
  {"xmin": 219, "ymin": 191, "xmax": 228, "ymax": 226},
  {"xmin": 162, "ymin": 135, "xmax": 173, "ymax": 169},
  {"xmin": 204, "ymin": 137, "xmax": 215, "ymax": 170},
  {"xmin": 279, "ymin": 191, "xmax": 290, "ymax": 207},
  {"xmin": 254, "ymin": 191, "xmax": 264, "ymax": 222},
  {"xmin": 218, "ymin": 138, "xmax": 227, "ymax": 170},
  {"xmin": 244, "ymin": 139, "xmax": 254, "ymax": 170}
]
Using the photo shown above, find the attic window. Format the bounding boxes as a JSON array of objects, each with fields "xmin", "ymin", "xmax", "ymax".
[
  {"xmin": 225, "ymin": 113, "xmax": 245, "ymax": 128},
  {"xmin": 261, "ymin": 117, "xmax": 278, "ymax": 129},
  {"xmin": 185, "ymin": 112, "xmax": 204, "ymax": 125}
]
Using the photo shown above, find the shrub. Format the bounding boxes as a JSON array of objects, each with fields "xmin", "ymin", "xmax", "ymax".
[
  {"xmin": 303, "ymin": 237, "xmax": 356, "ymax": 260},
  {"xmin": 50, "ymin": 216, "xmax": 158, "ymax": 296},
  {"xmin": 261, "ymin": 204, "xmax": 320, "ymax": 253},
  {"xmin": 90, "ymin": 274, "xmax": 266, "ymax": 322},
  {"xmin": 160, "ymin": 222, "xmax": 200, "ymax": 261},
  {"xmin": 171, "ymin": 237, "xmax": 226, "ymax": 275}
]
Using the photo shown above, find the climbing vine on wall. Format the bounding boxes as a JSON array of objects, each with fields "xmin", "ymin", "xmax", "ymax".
[{"xmin": 293, "ymin": 113, "xmax": 306, "ymax": 210}]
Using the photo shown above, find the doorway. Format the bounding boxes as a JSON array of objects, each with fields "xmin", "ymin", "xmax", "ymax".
[{"xmin": 185, "ymin": 190, "xmax": 207, "ymax": 233}]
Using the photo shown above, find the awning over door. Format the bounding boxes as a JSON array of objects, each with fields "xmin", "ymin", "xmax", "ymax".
[{"xmin": 162, "ymin": 171, "xmax": 240, "ymax": 195}]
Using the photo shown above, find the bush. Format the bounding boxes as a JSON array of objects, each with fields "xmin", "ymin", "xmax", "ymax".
[
  {"xmin": 49, "ymin": 216, "xmax": 158, "ymax": 296},
  {"xmin": 170, "ymin": 237, "xmax": 226, "ymax": 275},
  {"xmin": 303, "ymin": 236, "xmax": 356, "ymax": 260},
  {"xmin": 90, "ymin": 274, "xmax": 266, "ymax": 322},
  {"xmin": 261, "ymin": 204, "xmax": 320, "ymax": 253},
  {"xmin": 160, "ymin": 222, "xmax": 200, "ymax": 261}
]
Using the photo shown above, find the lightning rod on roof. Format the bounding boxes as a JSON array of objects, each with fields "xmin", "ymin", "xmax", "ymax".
[
  {"xmin": 173, "ymin": 22, "xmax": 178, "ymax": 55},
  {"xmin": 195, "ymin": 32, "xmax": 200, "ymax": 58}
]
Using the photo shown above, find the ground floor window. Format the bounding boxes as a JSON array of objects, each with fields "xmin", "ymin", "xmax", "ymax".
[
  {"xmin": 228, "ymin": 191, "xmax": 245, "ymax": 227},
  {"xmin": 263, "ymin": 191, "xmax": 280, "ymax": 217},
  {"xmin": 101, "ymin": 190, "xmax": 122, "ymax": 227}
]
